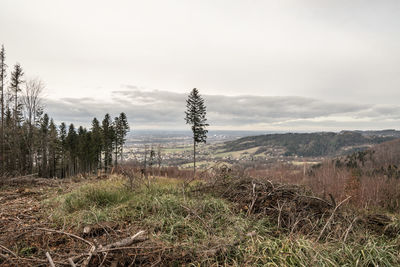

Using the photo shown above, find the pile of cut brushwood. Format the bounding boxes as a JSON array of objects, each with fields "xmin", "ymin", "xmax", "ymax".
[{"xmin": 197, "ymin": 173, "xmax": 399, "ymax": 241}]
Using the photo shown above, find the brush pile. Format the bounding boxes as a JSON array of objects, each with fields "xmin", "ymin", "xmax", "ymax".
[{"xmin": 199, "ymin": 174, "xmax": 398, "ymax": 240}]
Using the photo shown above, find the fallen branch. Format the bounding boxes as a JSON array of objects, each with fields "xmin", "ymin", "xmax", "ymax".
[
  {"xmin": 342, "ymin": 216, "xmax": 359, "ymax": 242},
  {"xmin": 68, "ymin": 257, "xmax": 77, "ymax": 267},
  {"xmin": 37, "ymin": 228, "xmax": 94, "ymax": 247},
  {"xmin": 317, "ymin": 196, "xmax": 351, "ymax": 242},
  {"xmin": 46, "ymin": 252, "xmax": 56, "ymax": 267},
  {"xmin": 0, "ymin": 244, "xmax": 17, "ymax": 258},
  {"xmin": 82, "ymin": 245, "xmax": 96, "ymax": 267},
  {"xmin": 79, "ymin": 230, "xmax": 146, "ymax": 266},
  {"xmin": 101, "ymin": 230, "xmax": 146, "ymax": 250},
  {"xmin": 297, "ymin": 195, "xmax": 333, "ymax": 208}
]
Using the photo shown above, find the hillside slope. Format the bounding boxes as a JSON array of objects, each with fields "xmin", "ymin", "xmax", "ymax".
[
  {"xmin": 221, "ymin": 131, "xmax": 396, "ymax": 157},
  {"xmin": 334, "ymin": 138, "xmax": 400, "ymax": 177}
]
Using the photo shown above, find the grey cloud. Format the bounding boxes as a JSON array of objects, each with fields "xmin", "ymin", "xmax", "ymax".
[{"xmin": 44, "ymin": 88, "xmax": 400, "ymax": 130}]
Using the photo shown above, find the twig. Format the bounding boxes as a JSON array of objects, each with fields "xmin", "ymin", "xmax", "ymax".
[
  {"xmin": 80, "ymin": 230, "xmax": 146, "ymax": 266},
  {"xmin": 82, "ymin": 245, "xmax": 96, "ymax": 267},
  {"xmin": 101, "ymin": 230, "xmax": 146, "ymax": 249},
  {"xmin": 297, "ymin": 195, "xmax": 333, "ymax": 207},
  {"xmin": 17, "ymin": 256, "xmax": 66, "ymax": 265},
  {"xmin": 98, "ymin": 252, "xmax": 108, "ymax": 267},
  {"xmin": 180, "ymin": 205, "xmax": 209, "ymax": 229},
  {"xmin": 247, "ymin": 181, "xmax": 257, "ymax": 216},
  {"xmin": 276, "ymin": 201, "xmax": 285, "ymax": 228},
  {"xmin": 37, "ymin": 227, "xmax": 94, "ymax": 247},
  {"xmin": 342, "ymin": 216, "xmax": 358, "ymax": 242},
  {"xmin": 0, "ymin": 244, "xmax": 18, "ymax": 258},
  {"xmin": 45, "ymin": 252, "xmax": 56, "ymax": 267},
  {"xmin": 68, "ymin": 257, "xmax": 77, "ymax": 267},
  {"xmin": 317, "ymin": 196, "xmax": 351, "ymax": 241}
]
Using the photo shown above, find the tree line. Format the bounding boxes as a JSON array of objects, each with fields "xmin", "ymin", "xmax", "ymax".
[{"xmin": 0, "ymin": 45, "xmax": 129, "ymax": 177}]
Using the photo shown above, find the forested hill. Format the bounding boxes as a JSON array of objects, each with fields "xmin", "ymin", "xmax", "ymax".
[{"xmin": 221, "ymin": 131, "xmax": 398, "ymax": 157}]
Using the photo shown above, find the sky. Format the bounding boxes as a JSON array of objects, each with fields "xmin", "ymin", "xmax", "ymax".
[{"xmin": 1, "ymin": 0, "xmax": 400, "ymax": 131}]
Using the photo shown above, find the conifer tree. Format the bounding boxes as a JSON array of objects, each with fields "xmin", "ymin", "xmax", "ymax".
[
  {"xmin": 117, "ymin": 112, "xmax": 129, "ymax": 162},
  {"xmin": 39, "ymin": 114, "xmax": 49, "ymax": 177},
  {"xmin": 10, "ymin": 63, "xmax": 24, "ymax": 126},
  {"xmin": 113, "ymin": 112, "xmax": 130, "ymax": 165},
  {"xmin": 48, "ymin": 119, "xmax": 58, "ymax": 177},
  {"xmin": 102, "ymin": 114, "xmax": 114, "ymax": 172},
  {"xmin": 59, "ymin": 122, "xmax": 67, "ymax": 177},
  {"xmin": 184, "ymin": 88, "xmax": 208, "ymax": 176},
  {"xmin": 91, "ymin": 118, "xmax": 102, "ymax": 171},
  {"xmin": 113, "ymin": 116, "xmax": 119, "ymax": 166},
  {"xmin": 9, "ymin": 63, "xmax": 24, "ymax": 171},
  {"xmin": 66, "ymin": 124, "xmax": 77, "ymax": 176}
]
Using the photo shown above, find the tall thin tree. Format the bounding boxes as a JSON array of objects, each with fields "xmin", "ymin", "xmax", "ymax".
[
  {"xmin": 184, "ymin": 88, "xmax": 208, "ymax": 177},
  {"xmin": 115, "ymin": 112, "xmax": 129, "ymax": 162},
  {"xmin": 0, "ymin": 45, "xmax": 7, "ymax": 173},
  {"xmin": 102, "ymin": 114, "xmax": 113, "ymax": 173},
  {"xmin": 91, "ymin": 118, "xmax": 102, "ymax": 172},
  {"xmin": 22, "ymin": 78, "xmax": 44, "ymax": 172},
  {"xmin": 10, "ymin": 63, "xmax": 24, "ymax": 126}
]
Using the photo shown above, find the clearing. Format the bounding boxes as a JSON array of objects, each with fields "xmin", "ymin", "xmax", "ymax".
[{"xmin": 0, "ymin": 174, "xmax": 399, "ymax": 266}]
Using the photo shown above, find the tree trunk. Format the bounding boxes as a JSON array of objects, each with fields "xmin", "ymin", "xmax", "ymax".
[
  {"xmin": 193, "ymin": 138, "xmax": 196, "ymax": 178},
  {"xmin": 114, "ymin": 141, "xmax": 118, "ymax": 167},
  {"xmin": 0, "ymin": 76, "xmax": 3, "ymax": 174}
]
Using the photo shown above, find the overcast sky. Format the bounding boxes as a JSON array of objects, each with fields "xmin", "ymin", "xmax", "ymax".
[{"xmin": 1, "ymin": 0, "xmax": 400, "ymax": 131}]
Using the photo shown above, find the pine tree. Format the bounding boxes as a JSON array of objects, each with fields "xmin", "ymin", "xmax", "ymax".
[
  {"xmin": 9, "ymin": 63, "xmax": 24, "ymax": 172},
  {"xmin": 77, "ymin": 126, "xmax": 89, "ymax": 173},
  {"xmin": 4, "ymin": 108, "xmax": 12, "ymax": 172},
  {"xmin": 10, "ymin": 63, "xmax": 24, "ymax": 126},
  {"xmin": 113, "ymin": 116, "xmax": 119, "ymax": 166},
  {"xmin": 48, "ymin": 119, "xmax": 59, "ymax": 177},
  {"xmin": 102, "ymin": 114, "xmax": 114, "ymax": 173},
  {"xmin": 113, "ymin": 112, "xmax": 130, "ymax": 166},
  {"xmin": 91, "ymin": 118, "xmax": 102, "ymax": 172},
  {"xmin": 39, "ymin": 114, "xmax": 49, "ymax": 177},
  {"xmin": 59, "ymin": 122, "xmax": 67, "ymax": 178},
  {"xmin": 66, "ymin": 124, "xmax": 77, "ymax": 176},
  {"xmin": 185, "ymin": 88, "xmax": 209, "ymax": 177},
  {"xmin": 116, "ymin": 112, "xmax": 129, "ymax": 162}
]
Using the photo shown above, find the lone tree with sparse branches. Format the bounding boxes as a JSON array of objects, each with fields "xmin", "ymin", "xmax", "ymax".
[{"xmin": 185, "ymin": 88, "xmax": 208, "ymax": 177}]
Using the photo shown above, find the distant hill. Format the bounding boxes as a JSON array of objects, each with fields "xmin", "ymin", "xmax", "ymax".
[
  {"xmin": 335, "ymin": 138, "xmax": 400, "ymax": 176},
  {"xmin": 221, "ymin": 131, "xmax": 399, "ymax": 157}
]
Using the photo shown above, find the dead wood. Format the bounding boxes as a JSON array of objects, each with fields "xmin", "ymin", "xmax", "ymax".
[
  {"xmin": 37, "ymin": 227, "xmax": 94, "ymax": 247},
  {"xmin": 46, "ymin": 252, "xmax": 56, "ymax": 267},
  {"xmin": 317, "ymin": 196, "xmax": 351, "ymax": 241},
  {"xmin": 101, "ymin": 230, "xmax": 146, "ymax": 250}
]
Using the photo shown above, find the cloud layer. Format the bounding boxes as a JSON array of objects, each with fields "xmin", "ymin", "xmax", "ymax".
[{"xmin": 45, "ymin": 87, "xmax": 400, "ymax": 131}]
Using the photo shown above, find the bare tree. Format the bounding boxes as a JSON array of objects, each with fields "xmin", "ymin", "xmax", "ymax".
[
  {"xmin": 21, "ymin": 78, "xmax": 44, "ymax": 172},
  {"xmin": 22, "ymin": 78, "xmax": 44, "ymax": 126}
]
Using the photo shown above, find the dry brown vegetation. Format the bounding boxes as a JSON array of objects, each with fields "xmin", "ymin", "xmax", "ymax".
[{"xmin": 235, "ymin": 139, "xmax": 400, "ymax": 212}]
